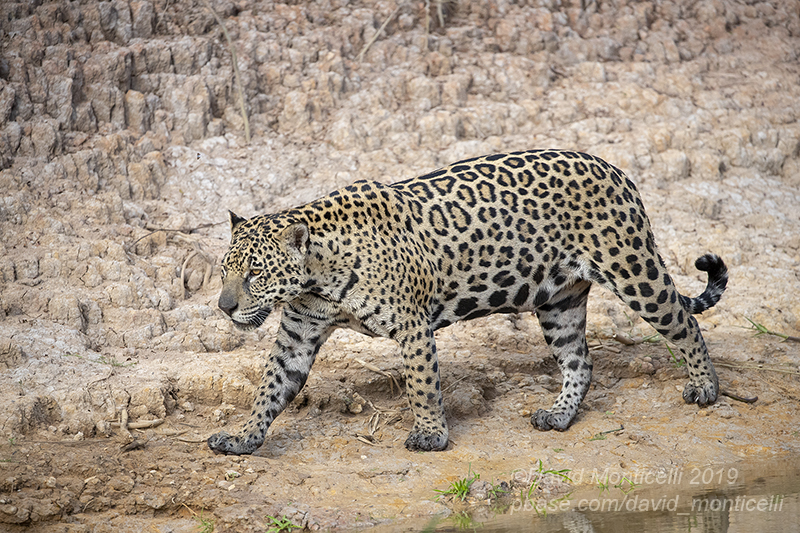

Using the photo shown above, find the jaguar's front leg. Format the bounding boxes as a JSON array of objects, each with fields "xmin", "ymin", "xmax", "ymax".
[
  {"xmin": 399, "ymin": 324, "xmax": 449, "ymax": 451},
  {"xmin": 208, "ymin": 305, "xmax": 336, "ymax": 455}
]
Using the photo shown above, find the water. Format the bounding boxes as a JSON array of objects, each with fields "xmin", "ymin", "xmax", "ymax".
[
  {"xmin": 366, "ymin": 458, "xmax": 800, "ymax": 533},
  {"xmin": 484, "ymin": 459, "xmax": 800, "ymax": 533}
]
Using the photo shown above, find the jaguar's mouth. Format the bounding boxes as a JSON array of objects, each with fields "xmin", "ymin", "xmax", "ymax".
[
  {"xmin": 231, "ymin": 319, "xmax": 259, "ymax": 331},
  {"xmin": 230, "ymin": 306, "xmax": 272, "ymax": 331}
]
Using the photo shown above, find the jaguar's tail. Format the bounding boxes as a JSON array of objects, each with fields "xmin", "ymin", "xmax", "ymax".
[{"xmin": 679, "ymin": 254, "xmax": 728, "ymax": 314}]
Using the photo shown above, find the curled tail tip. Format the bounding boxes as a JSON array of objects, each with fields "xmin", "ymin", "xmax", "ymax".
[
  {"xmin": 685, "ymin": 253, "xmax": 728, "ymax": 314},
  {"xmin": 695, "ymin": 253, "xmax": 727, "ymax": 275},
  {"xmin": 696, "ymin": 254, "xmax": 728, "ymax": 289}
]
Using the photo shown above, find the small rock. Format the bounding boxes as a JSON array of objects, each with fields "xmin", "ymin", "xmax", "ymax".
[
  {"xmin": 469, "ymin": 480, "xmax": 490, "ymax": 500},
  {"xmin": 216, "ymin": 480, "xmax": 234, "ymax": 490},
  {"xmin": 95, "ymin": 419, "xmax": 112, "ymax": 437},
  {"xmin": 346, "ymin": 392, "xmax": 366, "ymax": 414},
  {"xmin": 712, "ymin": 402, "xmax": 738, "ymax": 419},
  {"xmin": 214, "ymin": 403, "xmax": 237, "ymax": 422},
  {"xmin": 278, "ymin": 505, "xmax": 310, "ymax": 530},
  {"xmin": 0, "ymin": 504, "xmax": 29, "ymax": 524}
]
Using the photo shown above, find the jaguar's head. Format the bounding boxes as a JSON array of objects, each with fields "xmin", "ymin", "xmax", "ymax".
[{"xmin": 218, "ymin": 211, "xmax": 310, "ymax": 330}]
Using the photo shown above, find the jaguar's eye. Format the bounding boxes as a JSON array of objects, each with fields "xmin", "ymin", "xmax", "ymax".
[{"xmin": 249, "ymin": 269, "xmax": 262, "ymax": 277}]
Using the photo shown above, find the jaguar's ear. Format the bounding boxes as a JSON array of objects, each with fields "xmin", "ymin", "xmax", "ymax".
[
  {"xmin": 229, "ymin": 211, "xmax": 247, "ymax": 233},
  {"xmin": 282, "ymin": 222, "xmax": 310, "ymax": 258}
]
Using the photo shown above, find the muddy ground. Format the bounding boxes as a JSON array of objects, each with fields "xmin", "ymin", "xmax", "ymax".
[{"xmin": 1, "ymin": 0, "xmax": 799, "ymax": 531}]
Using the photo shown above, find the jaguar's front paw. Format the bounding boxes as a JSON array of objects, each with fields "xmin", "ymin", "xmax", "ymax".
[
  {"xmin": 404, "ymin": 428, "xmax": 449, "ymax": 451},
  {"xmin": 531, "ymin": 409, "xmax": 574, "ymax": 431},
  {"xmin": 207, "ymin": 431, "xmax": 261, "ymax": 455},
  {"xmin": 682, "ymin": 380, "xmax": 718, "ymax": 406}
]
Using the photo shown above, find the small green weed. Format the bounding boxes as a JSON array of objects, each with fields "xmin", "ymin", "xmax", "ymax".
[
  {"xmin": 181, "ymin": 503, "xmax": 214, "ymax": 533},
  {"xmin": 434, "ymin": 464, "xmax": 480, "ymax": 501},
  {"xmin": 521, "ymin": 460, "xmax": 572, "ymax": 501},
  {"xmin": 744, "ymin": 318, "xmax": 800, "ymax": 342},
  {"xmin": 266, "ymin": 515, "xmax": 300, "ymax": 533},
  {"xmin": 597, "ymin": 474, "xmax": 610, "ymax": 495},
  {"xmin": 615, "ymin": 476, "xmax": 638, "ymax": 494},
  {"xmin": 597, "ymin": 473, "xmax": 637, "ymax": 495},
  {"xmin": 536, "ymin": 460, "xmax": 572, "ymax": 482},
  {"xmin": 195, "ymin": 513, "xmax": 214, "ymax": 533},
  {"xmin": 641, "ymin": 333, "xmax": 662, "ymax": 343},
  {"xmin": 487, "ymin": 480, "xmax": 508, "ymax": 499},
  {"xmin": 666, "ymin": 344, "xmax": 685, "ymax": 368},
  {"xmin": 589, "ymin": 425, "xmax": 624, "ymax": 441}
]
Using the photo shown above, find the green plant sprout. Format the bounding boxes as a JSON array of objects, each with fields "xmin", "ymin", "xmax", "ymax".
[
  {"xmin": 598, "ymin": 474, "xmax": 610, "ymax": 495},
  {"xmin": 265, "ymin": 515, "xmax": 300, "ymax": 533},
  {"xmin": 666, "ymin": 344, "xmax": 685, "ymax": 368},
  {"xmin": 522, "ymin": 460, "xmax": 572, "ymax": 501},
  {"xmin": 615, "ymin": 476, "xmax": 638, "ymax": 494},
  {"xmin": 487, "ymin": 480, "xmax": 508, "ymax": 499},
  {"xmin": 434, "ymin": 464, "xmax": 480, "ymax": 501},
  {"xmin": 745, "ymin": 318, "xmax": 800, "ymax": 342},
  {"xmin": 590, "ymin": 425, "xmax": 625, "ymax": 441},
  {"xmin": 194, "ymin": 512, "xmax": 214, "ymax": 533}
]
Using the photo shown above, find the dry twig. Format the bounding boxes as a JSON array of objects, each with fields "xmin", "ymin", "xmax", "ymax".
[
  {"xmin": 120, "ymin": 438, "xmax": 148, "ymax": 452},
  {"xmin": 357, "ymin": 398, "xmax": 404, "ymax": 445},
  {"xmin": 117, "ymin": 408, "xmax": 133, "ymax": 441},
  {"xmin": 111, "ymin": 418, "xmax": 165, "ymax": 430},
  {"xmin": 720, "ymin": 390, "xmax": 758, "ymax": 404},
  {"xmin": 355, "ymin": 357, "xmax": 401, "ymax": 396},
  {"xmin": 357, "ymin": 6, "xmax": 400, "ymax": 62},
  {"xmin": 175, "ymin": 436, "xmax": 210, "ymax": 444},
  {"xmin": 127, "ymin": 221, "xmax": 222, "ymax": 251},
  {"xmin": 355, "ymin": 434, "xmax": 380, "ymax": 446},
  {"xmin": 175, "ymin": 235, "xmax": 216, "ymax": 296}
]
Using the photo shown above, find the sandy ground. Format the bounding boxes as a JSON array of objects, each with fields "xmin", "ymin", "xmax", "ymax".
[{"xmin": 1, "ymin": 0, "xmax": 799, "ymax": 531}]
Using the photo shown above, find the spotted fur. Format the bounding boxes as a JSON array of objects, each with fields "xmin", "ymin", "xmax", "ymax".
[{"xmin": 208, "ymin": 149, "xmax": 728, "ymax": 455}]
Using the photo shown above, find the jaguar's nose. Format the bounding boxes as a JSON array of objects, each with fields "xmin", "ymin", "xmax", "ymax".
[{"xmin": 218, "ymin": 294, "xmax": 238, "ymax": 316}]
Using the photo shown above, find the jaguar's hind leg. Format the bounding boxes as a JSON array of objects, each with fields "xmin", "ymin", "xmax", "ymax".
[
  {"xmin": 611, "ymin": 263, "xmax": 721, "ymax": 407},
  {"xmin": 532, "ymin": 280, "xmax": 593, "ymax": 431},
  {"xmin": 638, "ymin": 295, "xmax": 719, "ymax": 406},
  {"xmin": 675, "ymin": 316, "xmax": 719, "ymax": 406}
]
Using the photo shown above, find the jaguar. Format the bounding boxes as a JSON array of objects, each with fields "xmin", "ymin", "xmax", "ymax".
[{"xmin": 207, "ymin": 149, "xmax": 728, "ymax": 455}]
